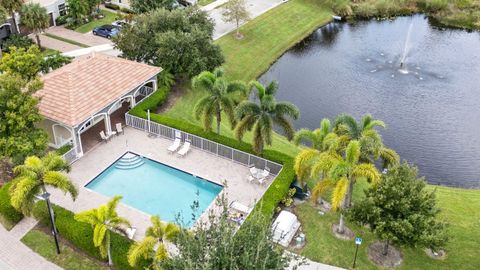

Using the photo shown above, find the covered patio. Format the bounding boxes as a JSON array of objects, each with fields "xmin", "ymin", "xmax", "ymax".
[{"xmin": 36, "ymin": 53, "xmax": 162, "ymax": 157}]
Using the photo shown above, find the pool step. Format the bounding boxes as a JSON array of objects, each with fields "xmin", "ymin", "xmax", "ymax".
[{"xmin": 115, "ymin": 154, "xmax": 144, "ymax": 170}]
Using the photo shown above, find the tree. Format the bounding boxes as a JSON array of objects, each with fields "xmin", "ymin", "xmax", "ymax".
[
  {"xmin": 222, "ymin": 0, "xmax": 250, "ymax": 39},
  {"xmin": 20, "ymin": 3, "xmax": 49, "ymax": 49},
  {"xmin": 0, "ymin": 6, "xmax": 7, "ymax": 58},
  {"xmin": 308, "ymin": 140, "xmax": 380, "ymax": 234},
  {"xmin": 0, "ymin": 74, "xmax": 48, "ymax": 165},
  {"xmin": 40, "ymin": 51, "xmax": 72, "ymax": 73},
  {"xmin": 114, "ymin": 7, "xmax": 224, "ymax": 78},
  {"xmin": 334, "ymin": 114, "xmax": 399, "ymax": 168},
  {"xmin": 348, "ymin": 162, "xmax": 448, "ymax": 256},
  {"xmin": 130, "ymin": 0, "xmax": 176, "ymax": 13},
  {"xmin": 66, "ymin": 0, "xmax": 89, "ymax": 25},
  {"xmin": 294, "ymin": 118, "xmax": 334, "ymax": 150},
  {"xmin": 9, "ymin": 152, "xmax": 78, "ymax": 215},
  {"xmin": 128, "ymin": 215, "xmax": 180, "ymax": 269},
  {"xmin": 0, "ymin": 45, "xmax": 43, "ymax": 81},
  {"xmin": 192, "ymin": 68, "xmax": 247, "ymax": 134},
  {"xmin": 234, "ymin": 80, "xmax": 299, "ymax": 154},
  {"xmin": 75, "ymin": 196, "xmax": 130, "ymax": 266},
  {"xmin": 1, "ymin": 0, "xmax": 23, "ymax": 33},
  {"xmin": 158, "ymin": 196, "xmax": 297, "ymax": 269}
]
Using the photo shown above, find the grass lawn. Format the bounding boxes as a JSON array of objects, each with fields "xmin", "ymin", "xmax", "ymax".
[
  {"xmin": 21, "ymin": 229, "xmax": 108, "ymax": 270},
  {"xmin": 295, "ymin": 181, "xmax": 480, "ymax": 270},
  {"xmin": 75, "ymin": 10, "xmax": 119, "ymax": 34},
  {"xmin": 43, "ymin": 33, "xmax": 89, "ymax": 48},
  {"xmin": 162, "ymin": 0, "xmax": 333, "ymax": 157}
]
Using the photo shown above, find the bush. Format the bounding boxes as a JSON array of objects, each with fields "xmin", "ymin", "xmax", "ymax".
[
  {"xmin": 105, "ymin": 3, "xmax": 120, "ymax": 10},
  {"xmin": 55, "ymin": 15, "xmax": 68, "ymax": 25},
  {"xmin": 120, "ymin": 7, "xmax": 136, "ymax": 14},
  {"xmin": 129, "ymin": 86, "xmax": 295, "ymax": 218},
  {"xmin": 0, "ymin": 181, "xmax": 24, "ymax": 230},
  {"xmin": 2, "ymin": 34, "xmax": 34, "ymax": 52},
  {"xmin": 352, "ymin": 3, "xmax": 378, "ymax": 18},
  {"xmin": 32, "ymin": 202, "xmax": 146, "ymax": 270},
  {"xmin": 55, "ymin": 144, "xmax": 73, "ymax": 156}
]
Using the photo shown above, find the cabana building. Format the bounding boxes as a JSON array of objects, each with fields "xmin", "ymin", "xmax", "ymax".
[{"xmin": 36, "ymin": 53, "xmax": 162, "ymax": 160}]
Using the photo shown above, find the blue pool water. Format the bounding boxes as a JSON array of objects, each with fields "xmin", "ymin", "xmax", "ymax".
[{"xmin": 86, "ymin": 152, "xmax": 223, "ymax": 227}]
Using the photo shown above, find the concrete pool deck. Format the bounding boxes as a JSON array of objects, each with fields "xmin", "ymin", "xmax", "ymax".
[{"xmin": 47, "ymin": 127, "xmax": 276, "ymax": 240}]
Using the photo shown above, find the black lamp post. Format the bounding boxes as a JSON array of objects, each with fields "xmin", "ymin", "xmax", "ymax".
[{"xmin": 38, "ymin": 192, "xmax": 61, "ymax": 254}]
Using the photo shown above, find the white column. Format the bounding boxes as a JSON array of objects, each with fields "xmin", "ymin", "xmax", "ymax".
[{"xmin": 105, "ymin": 114, "xmax": 112, "ymax": 134}]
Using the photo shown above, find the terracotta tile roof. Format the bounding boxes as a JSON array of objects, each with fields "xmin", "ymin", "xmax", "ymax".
[{"xmin": 36, "ymin": 53, "xmax": 161, "ymax": 126}]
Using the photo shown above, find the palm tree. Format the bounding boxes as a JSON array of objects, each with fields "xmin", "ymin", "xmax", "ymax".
[
  {"xmin": 75, "ymin": 196, "xmax": 130, "ymax": 266},
  {"xmin": 293, "ymin": 118, "xmax": 332, "ymax": 150},
  {"xmin": 234, "ymin": 80, "xmax": 299, "ymax": 154},
  {"xmin": 334, "ymin": 114, "xmax": 399, "ymax": 168},
  {"xmin": 128, "ymin": 215, "xmax": 180, "ymax": 269},
  {"xmin": 19, "ymin": 3, "xmax": 49, "ymax": 49},
  {"xmin": 192, "ymin": 68, "xmax": 247, "ymax": 134},
  {"xmin": 9, "ymin": 152, "xmax": 78, "ymax": 215},
  {"xmin": 309, "ymin": 140, "xmax": 380, "ymax": 234},
  {"xmin": 9, "ymin": 152, "xmax": 78, "ymax": 254},
  {"xmin": 1, "ymin": 0, "xmax": 23, "ymax": 33}
]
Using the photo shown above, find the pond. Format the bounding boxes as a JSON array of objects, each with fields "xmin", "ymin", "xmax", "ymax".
[{"xmin": 259, "ymin": 15, "xmax": 480, "ymax": 188}]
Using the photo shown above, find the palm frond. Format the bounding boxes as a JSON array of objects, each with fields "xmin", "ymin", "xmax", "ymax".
[
  {"xmin": 335, "ymin": 114, "xmax": 360, "ymax": 139},
  {"xmin": 293, "ymin": 129, "xmax": 316, "ymax": 146},
  {"xmin": 42, "ymin": 152, "xmax": 69, "ymax": 172},
  {"xmin": 154, "ymin": 243, "xmax": 169, "ymax": 261},
  {"xmin": 43, "ymin": 171, "xmax": 78, "ymax": 200},
  {"xmin": 294, "ymin": 149, "xmax": 319, "ymax": 182},
  {"xmin": 379, "ymin": 147, "xmax": 400, "ymax": 168},
  {"xmin": 274, "ymin": 102, "xmax": 300, "ymax": 120},
  {"xmin": 252, "ymin": 123, "xmax": 264, "ymax": 154},
  {"xmin": 234, "ymin": 114, "xmax": 255, "ymax": 141},
  {"xmin": 352, "ymin": 163, "xmax": 380, "ymax": 184},
  {"xmin": 332, "ymin": 177, "xmax": 349, "ymax": 211},
  {"xmin": 320, "ymin": 118, "xmax": 331, "ymax": 135},
  {"xmin": 220, "ymin": 96, "xmax": 236, "ymax": 127},
  {"xmin": 192, "ymin": 71, "xmax": 215, "ymax": 92},
  {"xmin": 163, "ymin": 223, "xmax": 180, "ymax": 241},
  {"xmin": 310, "ymin": 152, "xmax": 339, "ymax": 179},
  {"xmin": 202, "ymin": 103, "xmax": 216, "ymax": 132},
  {"xmin": 311, "ymin": 178, "xmax": 334, "ymax": 204},
  {"xmin": 273, "ymin": 114, "xmax": 295, "ymax": 141},
  {"xmin": 265, "ymin": 80, "xmax": 279, "ymax": 96},
  {"xmin": 93, "ymin": 224, "xmax": 108, "ymax": 248},
  {"xmin": 345, "ymin": 140, "xmax": 360, "ymax": 165},
  {"xmin": 234, "ymin": 101, "xmax": 260, "ymax": 119},
  {"xmin": 248, "ymin": 80, "xmax": 265, "ymax": 99},
  {"xmin": 193, "ymin": 96, "xmax": 212, "ymax": 120},
  {"xmin": 226, "ymin": 80, "xmax": 247, "ymax": 95},
  {"xmin": 75, "ymin": 209, "xmax": 100, "ymax": 225},
  {"xmin": 362, "ymin": 114, "xmax": 385, "ymax": 130},
  {"xmin": 106, "ymin": 196, "xmax": 123, "ymax": 216},
  {"xmin": 9, "ymin": 177, "xmax": 38, "ymax": 214},
  {"xmin": 128, "ymin": 236, "xmax": 157, "ymax": 267}
]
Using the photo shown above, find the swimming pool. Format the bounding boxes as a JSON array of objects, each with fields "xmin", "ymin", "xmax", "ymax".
[{"xmin": 85, "ymin": 152, "xmax": 223, "ymax": 227}]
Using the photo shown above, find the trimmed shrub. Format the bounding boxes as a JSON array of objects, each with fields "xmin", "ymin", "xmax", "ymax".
[
  {"xmin": 0, "ymin": 181, "xmax": 23, "ymax": 230},
  {"xmin": 32, "ymin": 202, "xmax": 148, "ymax": 269},
  {"xmin": 129, "ymin": 86, "xmax": 296, "ymax": 217},
  {"xmin": 105, "ymin": 3, "xmax": 120, "ymax": 10},
  {"xmin": 55, "ymin": 15, "xmax": 68, "ymax": 25},
  {"xmin": 120, "ymin": 7, "xmax": 136, "ymax": 14}
]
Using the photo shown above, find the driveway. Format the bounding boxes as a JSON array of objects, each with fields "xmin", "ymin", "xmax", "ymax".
[{"xmin": 204, "ymin": 0, "xmax": 288, "ymax": 40}]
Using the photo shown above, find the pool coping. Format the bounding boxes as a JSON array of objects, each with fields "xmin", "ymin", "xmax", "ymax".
[{"xmin": 83, "ymin": 150, "xmax": 225, "ymax": 227}]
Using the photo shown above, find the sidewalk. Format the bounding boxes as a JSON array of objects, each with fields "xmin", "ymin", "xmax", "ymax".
[
  {"xmin": 0, "ymin": 220, "xmax": 62, "ymax": 270},
  {"xmin": 206, "ymin": 0, "xmax": 288, "ymax": 39}
]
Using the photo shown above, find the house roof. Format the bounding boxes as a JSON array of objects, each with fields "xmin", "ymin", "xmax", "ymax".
[{"xmin": 36, "ymin": 53, "xmax": 161, "ymax": 127}]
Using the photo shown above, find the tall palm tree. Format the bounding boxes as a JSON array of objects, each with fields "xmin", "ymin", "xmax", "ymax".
[
  {"xmin": 9, "ymin": 152, "xmax": 78, "ymax": 215},
  {"xmin": 75, "ymin": 196, "xmax": 130, "ymax": 266},
  {"xmin": 234, "ymin": 80, "xmax": 299, "ymax": 154},
  {"xmin": 192, "ymin": 68, "xmax": 247, "ymax": 134},
  {"xmin": 1, "ymin": 0, "xmax": 23, "ymax": 33},
  {"xmin": 19, "ymin": 3, "xmax": 48, "ymax": 49},
  {"xmin": 293, "ymin": 118, "xmax": 332, "ymax": 150},
  {"xmin": 334, "ymin": 114, "xmax": 399, "ymax": 168},
  {"xmin": 309, "ymin": 140, "xmax": 380, "ymax": 234},
  {"xmin": 128, "ymin": 215, "xmax": 180, "ymax": 269},
  {"xmin": 9, "ymin": 152, "xmax": 78, "ymax": 254}
]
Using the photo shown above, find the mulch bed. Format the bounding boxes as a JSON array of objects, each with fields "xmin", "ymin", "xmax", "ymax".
[
  {"xmin": 331, "ymin": 223, "xmax": 354, "ymax": 240},
  {"xmin": 425, "ymin": 248, "xmax": 447, "ymax": 260},
  {"xmin": 155, "ymin": 80, "xmax": 187, "ymax": 114},
  {"xmin": 367, "ymin": 241, "xmax": 403, "ymax": 268}
]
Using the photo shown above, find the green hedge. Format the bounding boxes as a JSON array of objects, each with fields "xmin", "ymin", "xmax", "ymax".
[
  {"xmin": 0, "ymin": 181, "xmax": 23, "ymax": 230},
  {"xmin": 32, "ymin": 202, "xmax": 149, "ymax": 269},
  {"xmin": 129, "ymin": 86, "xmax": 296, "ymax": 218}
]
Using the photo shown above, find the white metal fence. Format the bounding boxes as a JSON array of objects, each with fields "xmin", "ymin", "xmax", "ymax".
[
  {"xmin": 125, "ymin": 113, "xmax": 283, "ymax": 175},
  {"xmin": 62, "ymin": 147, "xmax": 78, "ymax": 164}
]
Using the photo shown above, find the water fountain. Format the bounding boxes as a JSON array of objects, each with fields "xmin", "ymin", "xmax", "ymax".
[{"xmin": 399, "ymin": 21, "xmax": 414, "ymax": 73}]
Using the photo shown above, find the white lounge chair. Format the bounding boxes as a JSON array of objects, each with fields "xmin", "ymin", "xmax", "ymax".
[
  {"xmin": 116, "ymin": 123, "xmax": 124, "ymax": 135},
  {"xmin": 177, "ymin": 141, "xmax": 191, "ymax": 157},
  {"xmin": 126, "ymin": 227, "xmax": 136, "ymax": 240},
  {"xmin": 249, "ymin": 165, "xmax": 258, "ymax": 175},
  {"xmin": 99, "ymin": 130, "xmax": 111, "ymax": 142},
  {"xmin": 168, "ymin": 138, "xmax": 181, "ymax": 153}
]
